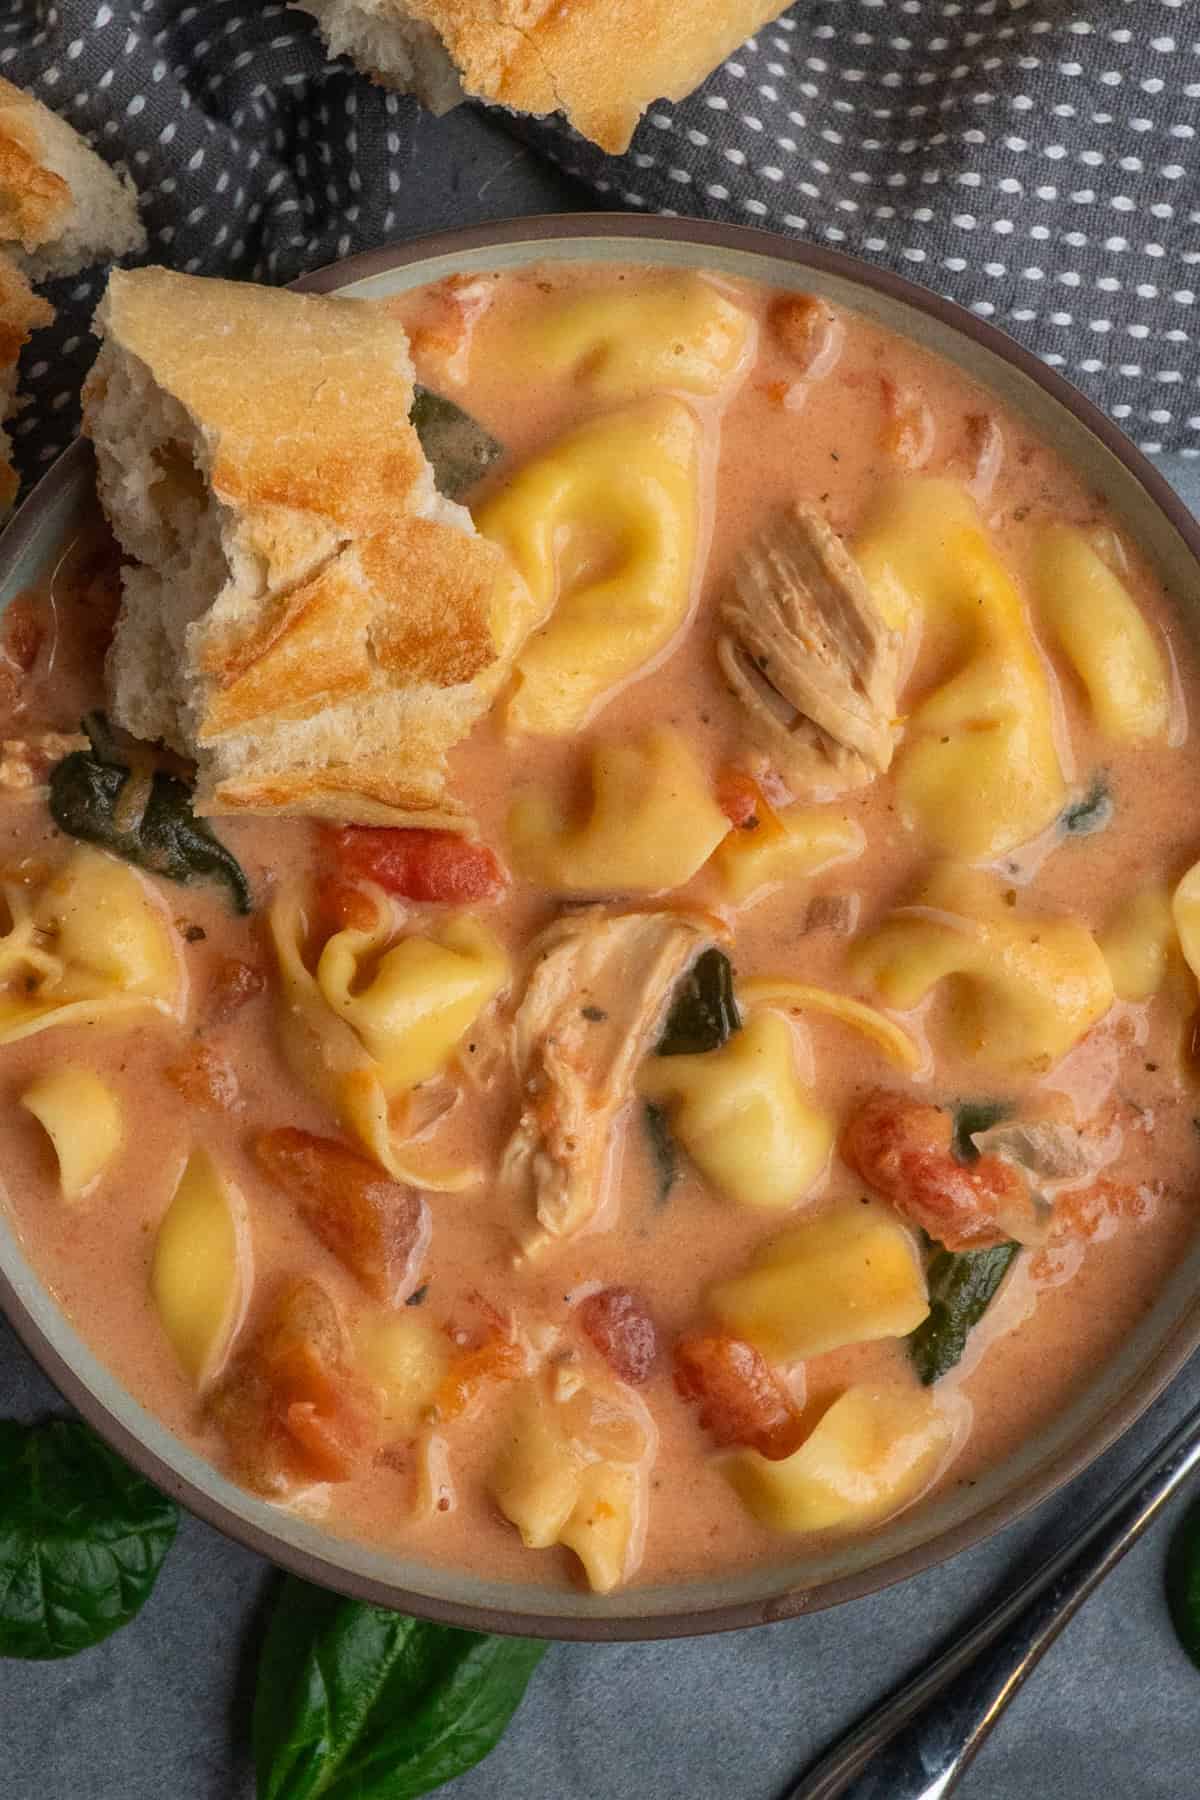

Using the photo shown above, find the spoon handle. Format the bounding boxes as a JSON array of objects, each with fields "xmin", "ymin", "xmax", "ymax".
[{"xmin": 785, "ymin": 1391, "xmax": 1200, "ymax": 1800}]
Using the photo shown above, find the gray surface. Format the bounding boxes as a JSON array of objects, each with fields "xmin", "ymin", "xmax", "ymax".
[{"xmin": 4, "ymin": 112, "xmax": 1200, "ymax": 1800}]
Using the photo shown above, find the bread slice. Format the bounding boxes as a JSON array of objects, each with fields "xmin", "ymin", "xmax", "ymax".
[
  {"xmin": 0, "ymin": 79, "xmax": 144, "ymax": 281},
  {"xmin": 0, "ymin": 252, "xmax": 52, "ymax": 512},
  {"xmin": 299, "ymin": 0, "xmax": 791, "ymax": 153},
  {"xmin": 83, "ymin": 267, "xmax": 509, "ymax": 828}
]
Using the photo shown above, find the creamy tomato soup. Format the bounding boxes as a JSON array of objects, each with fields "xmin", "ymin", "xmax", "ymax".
[{"xmin": 1, "ymin": 262, "xmax": 1199, "ymax": 1596}]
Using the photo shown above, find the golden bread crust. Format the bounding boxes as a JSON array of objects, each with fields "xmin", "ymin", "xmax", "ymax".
[
  {"xmin": 86, "ymin": 267, "xmax": 508, "ymax": 827},
  {"xmin": 398, "ymin": 0, "xmax": 791, "ymax": 152},
  {"xmin": 0, "ymin": 250, "xmax": 53, "ymax": 511},
  {"xmin": 0, "ymin": 79, "xmax": 72, "ymax": 253}
]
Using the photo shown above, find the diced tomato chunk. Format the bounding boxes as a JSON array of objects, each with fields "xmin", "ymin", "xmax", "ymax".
[
  {"xmin": 207, "ymin": 956, "xmax": 266, "ymax": 1022},
  {"xmin": 435, "ymin": 1336, "xmax": 526, "ymax": 1424},
  {"xmin": 255, "ymin": 1128, "xmax": 430, "ymax": 1306},
  {"xmin": 207, "ymin": 1277, "xmax": 376, "ymax": 1494},
  {"xmin": 164, "ymin": 1043, "xmax": 240, "ymax": 1112},
  {"xmin": 578, "ymin": 1286, "xmax": 658, "ymax": 1386},
  {"xmin": 0, "ymin": 595, "xmax": 45, "ymax": 676},
  {"xmin": 715, "ymin": 769, "xmax": 763, "ymax": 831},
  {"xmin": 842, "ymin": 1090, "xmax": 1034, "ymax": 1251},
  {"xmin": 326, "ymin": 826, "xmax": 508, "ymax": 906},
  {"xmin": 674, "ymin": 1333, "xmax": 805, "ymax": 1460}
]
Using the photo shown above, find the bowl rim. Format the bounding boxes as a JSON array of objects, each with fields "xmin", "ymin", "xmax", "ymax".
[{"xmin": 3, "ymin": 210, "xmax": 1200, "ymax": 1643}]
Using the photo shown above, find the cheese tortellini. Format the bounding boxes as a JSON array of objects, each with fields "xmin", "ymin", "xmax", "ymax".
[
  {"xmin": 476, "ymin": 397, "xmax": 703, "ymax": 735},
  {"xmin": 21, "ymin": 1068, "xmax": 123, "ymax": 1201},
  {"xmin": 1102, "ymin": 884, "xmax": 1176, "ymax": 1002},
  {"xmin": 151, "ymin": 1149, "xmax": 252, "ymax": 1389},
  {"xmin": 639, "ymin": 1010, "xmax": 834, "ymax": 1210},
  {"xmin": 490, "ymin": 1365, "xmax": 654, "ymax": 1594},
  {"xmin": 709, "ymin": 1201, "xmax": 929, "ymax": 1361},
  {"xmin": 855, "ymin": 480, "xmax": 1066, "ymax": 859},
  {"xmin": 1034, "ymin": 525, "xmax": 1171, "ymax": 742},
  {"xmin": 713, "ymin": 804, "xmax": 864, "ymax": 905},
  {"xmin": 850, "ymin": 862, "xmax": 1114, "ymax": 1073},
  {"xmin": 0, "ymin": 848, "xmax": 183, "ymax": 1043},
  {"xmin": 490, "ymin": 272, "xmax": 755, "ymax": 401},
  {"xmin": 723, "ymin": 1384, "xmax": 958, "ymax": 1535},
  {"xmin": 269, "ymin": 895, "xmax": 508, "ymax": 1185},
  {"xmin": 508, "ymin": 726, "xmax": 729, "ymax": 894}
]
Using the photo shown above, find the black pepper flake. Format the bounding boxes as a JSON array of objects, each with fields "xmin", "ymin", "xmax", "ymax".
[
  {"xmin": 581, "ymin": 1005, "xmax": 608, "ymax": 1022},
  {"xmin": 183, "ymin": 924, "xmax": 206, "ymax": 943},
  {"xmin": 1146, "ymin": 1062, "xmax": 1159, "ymax": 1073},
  {"xmin": 405, "ymin": 1284, "xmax": 429, "ymax": 1308}
]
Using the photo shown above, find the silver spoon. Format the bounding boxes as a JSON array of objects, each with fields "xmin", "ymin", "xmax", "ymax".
[{"xmin": 785, "ymin": 1390, "xmax": 1200, "ymax": 1800}]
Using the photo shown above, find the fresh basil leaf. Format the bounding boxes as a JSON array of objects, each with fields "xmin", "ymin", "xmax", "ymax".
[
  {"xmin": 254, "ymin": 1577, "xmax": 546, "ymax": 1800},
  {"xmin": 49, "ymin": 713, "xmax": 252, "ymax": 914},
  {"xmin": 950, "ymin": 1100, "xmax": 1010, "ymax": 1164},
  {"xmin": 643, "ymin": 1101, "xmax": 678, "ymax": 1207},
  {"xmin": 1167, "ymin": 1500, "xmax": 1200, "ymax": 1672},
  {"xmin": 1059, "ymin": 777, "xmax": 1113, "ymax": 838},
  {"xmin": 410, "ymin": 386, "xmax": 503, "ymax": 502},
  {"xmin": 657, "ymin": 948, "xmax": 741, "ymax": 1057},
  {"xmin": 908, "ymin": 1243, "xmax": 1019, "ymax": 1385},
  {"xmin": 0, "ymin": 1418, "xmax": 177, "ymax": 1660}
]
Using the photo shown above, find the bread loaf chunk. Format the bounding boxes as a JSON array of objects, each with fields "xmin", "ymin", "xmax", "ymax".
[
  {"xmin": 0, "ymin": 78, "xmax": 144, "ymax": 281},
  {"xmin": 83, "ymin": 267, "xmax": 508, "ymax": 827},
  {"xmin": 299, "ymin": 0, "xmax": 791, "ymax": 154},
  {"xmin": 0, "ymin": 255, "xmax": 52, "ymax": 512}
]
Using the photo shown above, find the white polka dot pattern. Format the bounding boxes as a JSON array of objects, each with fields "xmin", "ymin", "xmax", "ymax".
[{"xmin": 1, "ymin": 0, "xmax": 1198, "ymax": 487}]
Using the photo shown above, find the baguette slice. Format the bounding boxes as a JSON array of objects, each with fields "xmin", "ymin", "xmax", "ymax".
[
  {"xmin": 83, "ymin": 267, "xmax": 510, "ymax": 828},
  {"xmin": 0, "ymin": 78, "xmax": 144, "ymax": 280},
  {"xmin": 299, "ymin": 0, "xmax": 791, "ymax": 154},
  {"xmin": 0, "ymin": 254, "xmax": 52, "ymax": 512}
]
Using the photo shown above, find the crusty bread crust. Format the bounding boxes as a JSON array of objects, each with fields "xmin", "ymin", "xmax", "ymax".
[
  {"xmin": 84, "ymin": 267, "xmax": 508, "ymax": 828},
  {"xmin": 0, "ymin": 78, "xmax": 144, "ymax": 279},
  {"xmin": 0, "ymin": 251, "xmax": 52, "ymax": 512},
  {"xmin": 305, "ymin": 0, "xmax": 791, "ymax": 152}
]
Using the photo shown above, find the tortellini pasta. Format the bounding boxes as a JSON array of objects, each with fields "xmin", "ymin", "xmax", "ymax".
[
  {"xmin": 1172, "ymin": 858, "xmax": 1200, "ymax": 987},
  {"xmin": 21, "ymin": 1068, "xmax": 123, "ymax": 1201},
  {"xmin": 0, "ymin": 848, "xmax": 183, "ymax": 1043},
  {"xmin": 713, "ymin": 804, "xmax": 864, "ymax": 905},
  {"xmin": 269, "ymin": 895, "xmax": 507, "ymax": 1185},
  {"xmin": 150, "ymin": 1149, "xmax": 252, "ymax": 1389},
  {"xmin": 476, "ymin": 397, "xmax": 703, "ymax": 735},
  {"xmin": 855, "ymin": 480, "xmax": 1065, "ymax": 859},
  {"xmin": 723, "ymin": 1384, "xmax": 958, "ymax": 1534},
  {"xmin": 738, "ymin": 981, "xmax": 923, "ymax": 1072},
  {"xmin": 1101, "ymin": 884, "xmax": 1176, "ymax": 1002},
  {"xmin": 491, "ymin": 272, "xmax": 755, "ymax": 401},
  {"xmin": 1034, "ymin": 525, "xmax": 1171, "ymax": 742},
  {"xmin": 490, "ymin": 1366, "xmax": 653, "ymax": 1594},
  {"xmin": 639, "ymin": 1010, "xmax": 834, "ymax": 1210},
  {"xmin": 708, "ymin": 1202, "xmax": 929, "ymax": 1361},
  {"xmin": 508, "ymin": 726, "xmax": 729, "ymax": 894},
  {"xmin": 850, "ymin": 862, "xmax": 1114, "ymax": 1073},
  {"xmin": 356, "ymin": 1313, "xmax": 449, "ymax": 1432}
]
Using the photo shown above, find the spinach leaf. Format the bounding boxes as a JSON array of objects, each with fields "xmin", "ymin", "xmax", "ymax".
[
  {"xmin": 410, "ymin": 386, "xmax": 503, "ymax": 502},
  {"xmin": 951, "ymin": 1100, "xmax": 1010, "ymax": 1164},
  {"xmin": 657, "ymin": 948, "xmax": 741, "ymax": 1057},
  {"xmin": 254, "ymin": 1577, "xmax": 546, "ymax": 1800},
  {"xmin": 0, "ymin": 1418, "xmax": 177, "ymax": 1660},
  {"xmin": 1059, "ymin": 777, "xmax": 1113, "ymax": 838},
  {"xmin": 908, "ymin": 1243, "xmax": 1020, "ymax": 1385},
  {"xmin": 49, "ymin": 713, "xmax": 252, "ymax": 914},
  {"xmin": 1167, "ymin": 1500, "xmax": 1200, "ymax": 1672},
  {"xmin": 643, "ymin": 1101, "xmax": 678, "ymax": 1207}
]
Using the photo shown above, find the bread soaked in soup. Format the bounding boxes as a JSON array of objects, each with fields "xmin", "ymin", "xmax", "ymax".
[{"xmin": 2, "ymin": 259, "xmax": 1199, "ymax": 1598}]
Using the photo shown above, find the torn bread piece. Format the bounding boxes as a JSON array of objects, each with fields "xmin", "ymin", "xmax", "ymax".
[
  {"xmin": 0, "ymin": 79, "xmax": 144, "ymax": 280},
  {"xmin": 719, "ymin": 502, "xmax": 902, "ymax": 797},
  {"xmin": 83, "ymin": 267, "xmax": 510, "ymax": 827},
  {"xmin": 299, "ymin": 0, "xmax": 791, "ymax": 155},
  {"xmin": 0, "ymin": 254, "xmax": 52, "ymax": 513}
]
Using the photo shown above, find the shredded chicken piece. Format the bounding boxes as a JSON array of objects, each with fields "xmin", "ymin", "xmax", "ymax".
[
  {"xmin": 718, "ymin": 503, "xmax": 901, "ymax": 795},
  {"xmin": 503, "ymin": 909, "xmax": 714, "ymax": 1250}
]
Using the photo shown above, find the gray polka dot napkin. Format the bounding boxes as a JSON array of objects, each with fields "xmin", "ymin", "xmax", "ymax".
[{"xmin": 2, "ymin": 0, "xmax": 1198, "ymax": 489}]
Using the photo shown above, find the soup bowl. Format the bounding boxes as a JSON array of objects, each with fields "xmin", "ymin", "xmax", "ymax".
[{"xmin": 2, "ymin": 214, "xmax": 1199, "ymax": 1642}]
